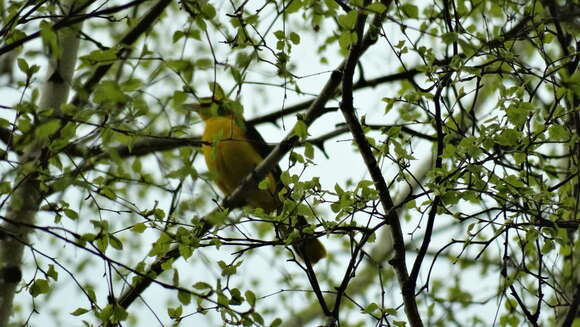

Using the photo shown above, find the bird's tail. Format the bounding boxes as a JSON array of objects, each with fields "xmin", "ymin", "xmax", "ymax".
[
  {"xmin": 299, "ymin": 237, "xmax": 327, "ymax": 265},
  {"xmin": 292, "ymin": 215, "xmax": 326, "ymax": 265}
]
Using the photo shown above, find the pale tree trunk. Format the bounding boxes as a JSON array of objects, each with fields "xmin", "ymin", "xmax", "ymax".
[
  {"xmin": 0, "ymin": 49, "xmax": 19, "ymax": 82},
  {"xmin": 0, "ymin": 0, "xmax": 18, "ymax": 81},
  {"xmin": 0, "ymin": 1, "xmax": 83, "ymax": 325}
]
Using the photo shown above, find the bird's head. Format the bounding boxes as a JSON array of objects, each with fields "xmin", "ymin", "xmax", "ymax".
[{"xmin": 187, "ymin": 95, "xmax": 244, "ymax": 121}]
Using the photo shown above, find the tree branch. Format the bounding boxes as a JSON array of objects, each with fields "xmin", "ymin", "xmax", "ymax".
[{"xmin": 337, "ymin": 0, "xmax": 422, "ymax": 326}]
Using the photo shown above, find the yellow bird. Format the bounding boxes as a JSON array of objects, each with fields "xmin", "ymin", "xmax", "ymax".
[{"xmin": 191, "ymin": 96, "xmax": 326, "ymax": 265}]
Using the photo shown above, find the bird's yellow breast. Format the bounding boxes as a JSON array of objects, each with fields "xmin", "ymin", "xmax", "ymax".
[{"xmin": 201, "ymin": 116, "xmax": 279, "ymax": 211}]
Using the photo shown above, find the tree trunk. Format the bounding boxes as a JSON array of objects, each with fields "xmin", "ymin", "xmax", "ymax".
[{"xmin": 0, "ymin": 1, "xmax": 83, "ymax": 324}]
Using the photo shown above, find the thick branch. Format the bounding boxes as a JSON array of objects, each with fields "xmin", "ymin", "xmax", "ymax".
[{"xmin": 65, "ymin": 135, "xmax": 203, "ymax": 158}]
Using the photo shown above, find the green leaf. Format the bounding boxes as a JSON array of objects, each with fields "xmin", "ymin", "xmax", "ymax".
[
  {"xmin": 161, "ymin": 257, "xmax": 174, "ymax": 270},
  {"xmin": 131, "ymin": 223, "xmax": 146, "ymax": 233},
  {"xmin": 96, "ymin": 304, "xmax": 112, "ymax": 322},
  {"xmin": 293, "ymin": 119, "xmax": 310, "ymax": 140},
  {"xmin": 304, "ymin": 142, "xmax": 314, "ymax": 159},
  {"xmin": 178, "ymin": 290, "xmax": 191, "ymax": 305},
  {"xmin": 29, "ymin": 279, "xmax": 50, "ymax": 297},
  {"xmin": 495, "ymin": 129, "xmax": 520, "ymax": 146},
  {"xmin": 366, "ymin": 3, "xmax": 387, "ymax": 13},
  {"xmin": 217, "ymin": 293, "xmax": 229, "ymax": 306},
  {"xmin": 94, "ymin": 81, "xmax": 127, "ymax": 105},
  {"xmin": 122, "ymin": 78, "xmax": 142, "ymax": 91},
  {"xmin": 172, "ymin": 269, "xmax": 180, "ymax": 286},
  {"xmin": 179, "ymin": 244, "xmax": 193, "ymax": 259},
  {"xmin": 195, "ymin": 58, "xmax": 212, "ymax": 69},
  {"xmin": 231, "ymin": 67, "xmax": 243, "ymax": 83},
  {"xmin": 100, "ymin": 187, "xmax": 117, "ymax": 200},
  {"xmin": 86, "ymin": 286, "xmax": 97, "ymax": 302},
  {"xmin": 441, "ymin": 32, "xmax": 458, "ymax": 44},
  {"xmin": 229, "ymin": 288, "xmax": 243, "ymax": 305},
  {"xmin": 289, "ymin": 32, "xmax": 300, "ymax": 44},
  {"xmin": 112, "ymin": 303, "xmax": 128, "ymax": 323},
  {"xmin": 541, "ymin": 239, "xmax": 554, "ymax": 254},
  {"xmin": 82, "ymin": 48, "xmax": 118, "ymax": 64},
  {"xmin": 59, "ymin": 122, "xmax": 77, "ymax": 140},
  {"xmin": 35, "ymin": 120, "xmax": 60, "ymax": 139},
  {"xmin": 252, "ymin": 312, "xmax": 264, "ymax": 325},
  {"xmin": 173, "ymin": 30, "xmax": 184, "ymax": 43},
  {"xmin": 47, "ymin": 264, "xmax": 58, "ymax": 281},
  {"xmin": 172, "ymin": 91, "xmax": 187, "ymax": 107},
  {"xmin": 207, "ymin": 209, "xmax": 228, "ymax": 225},
  {"xmin": 0, "ymin": 181, "xmax": 11, "ymax": 194},
  {"xmin": 337, "ymin": 11, "xmax": 358, "ymax": 30},
  {"xmin": 17, "ymin": 58, "xmax": 29, "ymax": 74},
  {"xmin": 362, "ymin": 302, "xmax": 380, "ymax": 314},
  {"xmin": 167, "ymin": 59, "xmax": 192, "ymax": 72},
  {"xmin": 384, "ymin": 307, "xmax": 397, "ymax": 315},
  {"xmin": 70, "ymin": 308, "xmax": 90, "ymax": 316},
  {"xmin": 505, "ymin": 102, "xmax": 532, "ymax": 127},
  {"xmin": 258, "ymin": 177, "xmax": 272, "ymax": 191},
  {"xmin": 208, "ymin": 82, "xmax": 227, "ymax": 100},
  {"xmin": 154, "ymin": 208, "xmax": 166, "ymax": 220},
  {"xmin": 548, "ymin": 125, "xmax": 569, "ymax": 141},
  {"xmin": 504, "ymin": 175, "xmax": 524, "ymax": 188},
  {"xmin": 193, "ymin": 282, "xmax": 212, "ymax": 290},
  {"xmin": 338, "ymin": 31, "xmax": 357, "ymax": 49},
  {"xmin": 96, "ymin": 234, "xmax": 109, "ymax": 252},
  {"xmin": 560, "ymin": 244, "xmax": 572, "ymax": 256},
  {"xmin": 218, "ymin": 260, "xmax": 238, "ymax": 276},
  {"xmin": 289, "ymin": 151, "xmax": 304, "ymax": 164},
  {"xmin": 286, "ymin": 0, "xmax": 302, "ymax": 13},
  {"xmin": 63, "ymin": 208, "xmax": 78, "ymax": 220},
  {"xmin": 0, "ymin": 117, "xmax": 8, "ymax": 128},
  {"xmin": 168, "ymin": 305, "xmax": 183, "ymax": 319},
  {"xmin": 200, "ymin": 3, "xmax": 216, "ymax": 18},
  {"xmin": 400, "ymin": 4, "xmax": 418, "ymax": 18},
  {"xmin": 109, "ymin": 234, "xmax": 124, "ymax": 250},
  {"xmin": 274, "ymin": 30, "xmax": 285, "ymax": 39},
  {"xmin": 245, "ymin": 290, "xmax": 256, "ymax": 307}
]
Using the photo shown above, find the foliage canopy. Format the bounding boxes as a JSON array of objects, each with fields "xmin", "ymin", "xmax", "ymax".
[{"xmin": 0, "ymin": 0, "xmax": 579, "ymax": 326}]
